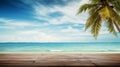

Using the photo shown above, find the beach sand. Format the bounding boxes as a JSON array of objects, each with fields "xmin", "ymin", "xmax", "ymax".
[{"xmin": 0, "ymin": 53, "xmax": 120, "ymax": 67}]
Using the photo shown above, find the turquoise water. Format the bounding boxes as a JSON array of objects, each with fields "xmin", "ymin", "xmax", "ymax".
[{"xmin": 0, "ymin": 42, "xmax": 120, "ymax": 53}]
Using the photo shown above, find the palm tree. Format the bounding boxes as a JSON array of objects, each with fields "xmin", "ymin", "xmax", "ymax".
[{"xmin": 77, "ymin": 0, "xmax": 120, "ymax": 39}]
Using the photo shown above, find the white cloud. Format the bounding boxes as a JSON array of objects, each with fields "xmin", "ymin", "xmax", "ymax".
[
  {"xmin": 60, "ymin": 26, "xmax": 92, "ymax": 37},
  {"xmin": 80, "ymin": 0, "xmax": 89, "ymax": 5},
  {"xmin": 34, "ymin": 0, "xmax": 89, "ymax": 25},
  {"xmin": 60, "ymin": 25, "xmax": 110, "ymax": 37},
  {"xmin": 18, "ymin": 30, "xmax": 58, "ymax": 42},
  {"xmin": 0, "ymin": 0, "xmax": 118, "ymax": 42},
  {"xmin": 0, "ymin": 30, "xmax": 59, "ymax": 42},
  {"xmin": 48, "ymin": 16, "xmax": 74, "ymax": 24},
  {"xmin": 0, "ymin": 26, "xmax": 15, "ymax": 29},
  {"xmin": 0, "ymin": 18, "xmax": 13, "ymax": 24},
  {"xmin": 0, "ymin": 17, "xmax": 109, "ymax": 42},
  {"xmin": 61, "ymin": 26, "xmax": 80, "ymax": 33},
  {"xmin": 0, "ymin": 18, "xmax": 40, "ymax": 29}
]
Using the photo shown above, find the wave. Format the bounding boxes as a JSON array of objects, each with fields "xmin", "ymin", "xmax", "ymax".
[{"xmin": 48, "ymin": 50, "xmax": 63, "ymax": 52}]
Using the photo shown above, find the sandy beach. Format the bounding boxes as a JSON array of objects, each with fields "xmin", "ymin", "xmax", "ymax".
[{"xmin": 0, "ymin": 53, "xmax": 120, "ymax": 67}]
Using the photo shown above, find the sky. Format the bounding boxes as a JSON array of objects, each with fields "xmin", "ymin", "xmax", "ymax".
[{"xmin": 0, "ymin": 0, "xmax": 120, "ymax": 42}]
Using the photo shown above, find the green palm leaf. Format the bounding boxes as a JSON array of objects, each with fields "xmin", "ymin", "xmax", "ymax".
[
  {"xmin": 91, "ymin": 15, "xmax": 102, "ymax": 39},
  {"xmin": 77, "ymin": 0, "xmax": 120, "ymax": 39},
  {"xmin": 107, "ymin": 18, "xmax": 117, "ymax": 36},
  {"xmin": 77, "ymin": 4, "xmax": 97, "ymax": 14}
]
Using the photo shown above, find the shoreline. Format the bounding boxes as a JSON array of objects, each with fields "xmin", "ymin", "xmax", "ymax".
[{"xmin": 1, "ymin": 52, "xmax": 120, "ymax": 54}]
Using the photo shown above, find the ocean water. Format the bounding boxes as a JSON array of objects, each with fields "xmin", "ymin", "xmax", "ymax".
[{"xmin": 0, "ymin": 42, "xmax": 120, "ymax": 53}]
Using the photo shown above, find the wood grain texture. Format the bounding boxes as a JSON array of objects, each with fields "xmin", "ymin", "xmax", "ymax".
[{"xmin": 0, "ymin": 53, "xmax": 120, "ymax": 67}]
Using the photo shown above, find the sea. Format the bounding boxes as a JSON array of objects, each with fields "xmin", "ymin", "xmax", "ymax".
[{"xmin": 0, "ymin": 42, "xmax": 120, "ymax": 53}]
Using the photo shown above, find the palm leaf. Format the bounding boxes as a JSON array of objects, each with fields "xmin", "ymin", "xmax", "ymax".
[
  {"xmin": 110, "ymin": 0, "xmax": 120, "ymax": 12},
  {"xmin": 85, "ymin": 12, "xmax": 98, "ymax": 30},
  {"xmin": 77, "ymin": 4, "xmax": 98, "ymax": 14},
  {"xmin": 91, "ymin": 15, "xmax": 102, "ymax": 39},
  {"xmin": 77, "ymin": 0, "xmax": 120, "ymax": 39},
  {"xmin": 98, "ymin": 6, "xmax": 112, "ymax": 20},
  {"xmin": 91, "ymin": 0, "xmax": 101, "ymax": 4},
  {"xmin": 89, "ymin": 6, "xmax": 98, "ymax": 15},
  {"xmin": 86, "ymin": 6, "xmax": 104, "ymax": 30},
  {"xmin": 107, "ymin": 6, "xmax": 120, "ymax": 26},
  {"xmin": 111, "ymin": 9, "xmax": 120, "ymax": 26},
  {"xmin": 107, "ymin": 18, "xmax": 117, "ymax": 36}
]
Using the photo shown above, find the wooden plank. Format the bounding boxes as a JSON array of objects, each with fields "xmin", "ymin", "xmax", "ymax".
[{"xmin": 0, "ymin": 53, "xmax": 120, "ymax": 66}]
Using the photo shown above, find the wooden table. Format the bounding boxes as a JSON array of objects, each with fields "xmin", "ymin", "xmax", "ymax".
[{"xmin": 0, "ymin": 53, "xmax": 120, "ymax": 67}]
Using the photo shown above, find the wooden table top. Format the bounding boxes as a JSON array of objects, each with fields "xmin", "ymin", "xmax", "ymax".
[{"xmin": 0, "ymin": 53, "xmax": 120, "ymax": 67}]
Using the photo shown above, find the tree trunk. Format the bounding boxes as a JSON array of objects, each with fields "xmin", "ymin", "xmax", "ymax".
[{"xmin": 114, "ymin": 22, "xmax": 120, "ymax": 32}]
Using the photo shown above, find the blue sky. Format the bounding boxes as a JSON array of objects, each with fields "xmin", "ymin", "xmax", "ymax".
[{"xmin": 0, "ymin": 0, "xmax": 120, "ymax": 42}]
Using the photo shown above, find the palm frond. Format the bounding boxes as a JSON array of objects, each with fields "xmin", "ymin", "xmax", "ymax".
[
  {"xmin": 98, "ymin": 6, "xmax": 112, "ymax": 20},
  {"xmin": 77, "ymin": 0, "xmax": 120, "ymax": 39},
  {"xmin": 77, "ymin": 4, "xmax": 97, "ymax": 14},
  {"xmin": 114, "ymin": 12, "xmax": 120, "ymax": 26},
  {"xmin": 111, "ymin": 0, "xmax": 120, "ymax": 13},
  {"xmin": 91, "ymin": 15, "xmax": 102, "ymax": 39},
  {"xmin": 91, "ymin": 0, "xmax": 101, "ymax": 4},
  {"xmin": 112, "ymin": 11, "xmax": 120, "ymax": 26},
  {"xmin": 89, "ymin": 6, "xmax": 98, "ymax": 15},
  {"xmin": 108, "ymin": 6, "xmax": 120, "ymax": 26},
  {"xmin": 86, "ymin": 6, "xmax": 104, "ymax": 30},
  {"xmin": 105, "ymin": 0, "xmax": 120, "ymax": 13},
  {"xmin": 107, "ymin": 18, "xmax": 117, "ymax": 36},
  {"xmin": 85, "ymin": 12, "xmax": 98, "ymax": 30}
]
